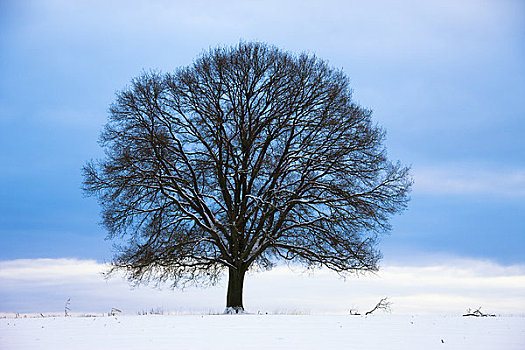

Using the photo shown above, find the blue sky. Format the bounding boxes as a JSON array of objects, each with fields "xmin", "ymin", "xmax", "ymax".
[{"xmin": 0, "ymin": 0, "xmax": 524, "ymax": 313}]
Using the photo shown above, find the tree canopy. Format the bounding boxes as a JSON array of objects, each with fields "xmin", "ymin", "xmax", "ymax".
[{"xmin": 83, "ymin": 42, "xmax": 411, "ymax": 312}]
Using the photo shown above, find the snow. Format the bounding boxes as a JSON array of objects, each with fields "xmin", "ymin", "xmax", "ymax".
[{"xmin": 1, "ymin": 314, "xmax": 524, "ymax": 350}]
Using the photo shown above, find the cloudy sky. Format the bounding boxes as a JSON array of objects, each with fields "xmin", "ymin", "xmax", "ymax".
[{"xmin": 1, "ymin": 0, "xmax": 524, "ymax": 314}]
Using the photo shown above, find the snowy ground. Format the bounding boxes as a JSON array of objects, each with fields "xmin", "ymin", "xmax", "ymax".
[{"xmin": 1, "ymin": 314, "xmax": 524, "ymax": 350}]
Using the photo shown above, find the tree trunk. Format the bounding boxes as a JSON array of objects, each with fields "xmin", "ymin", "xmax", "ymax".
[{"xmin": 226, "ymin": 267, "xmax": 246, "ymax": 313}]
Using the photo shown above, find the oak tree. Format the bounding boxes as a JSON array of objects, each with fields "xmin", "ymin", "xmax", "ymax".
[{"xmin": 83, "ymin": 42, "xmax": 411, "ymax": 312}]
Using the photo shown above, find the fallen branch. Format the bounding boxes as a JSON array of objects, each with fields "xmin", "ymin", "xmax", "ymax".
[
  {"xmin": 365, "ymin": 297, "xmax": 391, "ymax": 315},
  {"xmin": 349, "ymin": 297, "xmax": 392, "ymax": 316},
  {"xmin": 463, "ymin": 307, "xmax": 495, "ymax": 317},
  {"xmin": 349, "ymin": 308, "xmax": 361, "ymax": 316}
]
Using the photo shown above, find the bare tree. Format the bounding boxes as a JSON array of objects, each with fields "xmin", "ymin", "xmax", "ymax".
[{"xmin": 83, "ymin": 42, "xmax": 411, "ymax": 312}]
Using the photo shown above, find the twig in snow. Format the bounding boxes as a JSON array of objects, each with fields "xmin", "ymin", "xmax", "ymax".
[
  {"xmin": 365, "ymin": 297, "xmax": 391, "ymax": 316},
  {"xmin": 462, "ymin": 307, "xmax": 495, "ymax": 317}
]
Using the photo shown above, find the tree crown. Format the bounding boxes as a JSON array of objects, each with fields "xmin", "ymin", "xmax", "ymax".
[{"xmin": 83, "ymin": 42, "xmax": 411, "ymax": 288}]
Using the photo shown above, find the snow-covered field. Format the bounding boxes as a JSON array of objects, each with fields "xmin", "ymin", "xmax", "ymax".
[{"xmin": 1, "ymin": 314, "xmax": 523, "ymax": 350}]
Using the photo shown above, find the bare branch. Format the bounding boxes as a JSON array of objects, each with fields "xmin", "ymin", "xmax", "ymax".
[{"xmin": 365, "ymin": 297, "xmax": 392, "ymax": 316}]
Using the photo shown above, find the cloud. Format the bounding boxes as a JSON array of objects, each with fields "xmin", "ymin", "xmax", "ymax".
[
  {"xmin": 0, "ymin": 259, "xmax": 102, "ymax": 285},
  {"xmin": 413, "ymin": 165, "xmax": 525, "ymax": 197},
  {"xmin": 1, "ymin": 258, "xmax": 523, "ymax": 315}
]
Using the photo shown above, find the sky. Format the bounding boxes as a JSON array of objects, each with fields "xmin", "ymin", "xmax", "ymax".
[{"xmin": 0, "ymin": 0, "xmax": 524, "ymax": 314}]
